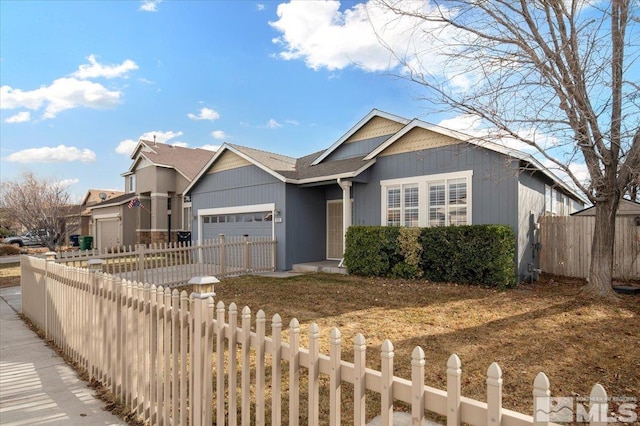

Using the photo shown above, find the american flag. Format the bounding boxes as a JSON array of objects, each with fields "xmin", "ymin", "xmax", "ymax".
[{"xmin": 128, "ymin": 197, "xmax": 143, "ymax": 209}]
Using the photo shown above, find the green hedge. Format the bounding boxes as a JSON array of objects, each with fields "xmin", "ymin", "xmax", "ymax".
[{"xmin": 344, "ymin": 225, "xmax": 516, "ymax": 288}]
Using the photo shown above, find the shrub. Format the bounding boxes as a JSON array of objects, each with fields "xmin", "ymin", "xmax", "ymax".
[
  {"xmin": 345, "ymin": 224, "xmax": 516, "ymax": 288},
  {"xmin": 343, "ymin": 226, "xmax": 400, "ymax": 276},
  {"xmin": 420, "ymin": 225, "xmax": 516, "ymax": 288},
  {"xmin": 392, "ymin": 227, "xmax": 423, "ymax": 279},
  {"xmin": 0, "ymin": 244, "xmax": 22, "ymax": 256}
]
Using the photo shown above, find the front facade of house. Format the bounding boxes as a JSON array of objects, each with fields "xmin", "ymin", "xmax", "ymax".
[
  {"xmin": 186, "ymin": 110, "xmax": 585, "ymax": 281},
  {"xmin": 88, "ymin": 141, "xmax": 215, "ymax": 249}
]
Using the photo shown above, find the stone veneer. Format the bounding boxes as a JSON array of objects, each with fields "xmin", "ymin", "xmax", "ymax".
[{"xmin": 136, "ymin": 231, "xmax": 176, "ymax": 245}]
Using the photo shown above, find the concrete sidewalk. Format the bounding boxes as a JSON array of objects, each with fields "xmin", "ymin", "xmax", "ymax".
[{"xmin": 0, "ymin": 286, "xmax": 126, "ymax": 425}]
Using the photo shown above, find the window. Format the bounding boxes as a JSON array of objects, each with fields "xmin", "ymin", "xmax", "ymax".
[
  {"xmin": 448, "ymin": 178, "xmax": 468, "ymax": 226},
  {"xmin": 404, "ymin": 184, "xmax": 419, "ymax": 227},
  {"xmin": 428, "ymin": 183, "xmax": 445, "ymax": 226},
  {"xmin": 545, "ymin": 185, "xmax": 553, "ymax": 216},
  {"xmin": 183, "ymin": 206, "xmax": 192, "ymax": 230},
  {"xmin": 386, "ymin": 186, "xmax": 401, "ymax": 226},
  {"xmin": 385, "ymin": 184, "xmax": 419, "ymax": 227},
  {"xmin": 128, "ymin": 175, "xmax": 135, "ymax": 193},
  {"xmin": 382, "ymin": 171, "xmax": 472, "ymax": 227}
]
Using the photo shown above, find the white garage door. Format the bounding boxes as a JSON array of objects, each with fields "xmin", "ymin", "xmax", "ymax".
[
  {"xmin": 202, "ymin": 211, "xmax": 272, "ymax": 240},
  {"xmin": 199, "ymin": 204, "xmax": 275, "ymax": 241},
  {"xmin": 97, "ymin": 219, "xmax": 120, "ymax": 249}
]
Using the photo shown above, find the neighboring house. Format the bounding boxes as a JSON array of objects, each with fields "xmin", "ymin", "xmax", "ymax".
[
  {"xmin": 185, "ymin": 109, "xmax": 587, "ymax": 281},
  {"xmin": 571, "ymin": 198, "xmax": 640, "ymax": 217},
  {"xmin": 75, "ymin": 189, "xmax": 124, "ymax": 240},
  {"xmin": 89, "ymin": 140, "xmax": 215, "ymax": 249}
]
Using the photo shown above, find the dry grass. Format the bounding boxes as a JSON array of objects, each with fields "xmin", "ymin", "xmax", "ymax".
[
  {"xmin": 0, "ymin": 264, "xmax": 21, "ymax": 288},
  {"xmin": 213, "ymin": 273, "xmax": 640, "ymax": 422},
  {"xmin": 2, "ymin": 264, "xmax": 638, "ymax": 423}
]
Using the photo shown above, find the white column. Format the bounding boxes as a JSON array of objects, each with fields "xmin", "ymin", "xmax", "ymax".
[{"xmin": 338, "ymin": 180, "xmax": 352, "ymax": 254}]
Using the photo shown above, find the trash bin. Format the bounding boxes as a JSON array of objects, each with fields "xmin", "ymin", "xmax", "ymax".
[
  {"xmin": 79, "ymin": 236, "xmax": 93, "ymax": 250},
  {"xmin": 69, "ymin": 234, "xmax": 80, "ymax": 247},
  {"xmin": 177, "ymin": 231, "xmax": 191, "ymax": 246}
]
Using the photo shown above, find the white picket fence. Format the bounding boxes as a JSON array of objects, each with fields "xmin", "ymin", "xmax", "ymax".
[
  {"xmin": 55, "ymin": 234, "xmax": 276, "ymax": 287},
  {"xmin": 20, "ymin": 256, "xmax": 620, "ymax": 426}
]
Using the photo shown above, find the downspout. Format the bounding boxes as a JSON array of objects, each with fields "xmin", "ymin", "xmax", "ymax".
[{"xmin": 337, "ymin": 178, "xmax": 352, "ymax": 266}]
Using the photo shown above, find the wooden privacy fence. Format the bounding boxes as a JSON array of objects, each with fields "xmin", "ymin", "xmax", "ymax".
[
  {"xmin": 538, "ymin": 216, "xmax": 640, "ymax": 280},
  {"xmin": 20, "ymin": 256, "xmax": 622, "ymax": 426},
  {"xmin": 55, "ymin": 235, "xmax": 276, "ymax": 287}
]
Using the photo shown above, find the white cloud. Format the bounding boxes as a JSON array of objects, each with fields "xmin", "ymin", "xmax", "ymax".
[
  {"xmin": 71, "ymin": 54, "xmax": 138, "ymax": 80},
  {"xmin": 437, "ymin": 115, "xmax": 481, "ymax": 132},
  {"xmin": 1, "ymin": 77, "xmax": 121, "ymax": 119},
  {"xmin": 139, "ymin": 130, "xmax": 183, "ymax": 143},
  {"xmin": 211, "ymin": 130, "xmax": 227, "ymax": 140},
  {"xmin": 187, "ymin": 107, "xmax": 220, "ymax": 121},
  {"xmin": 285, "ymin": 119, "xmax": 299, "ymax": 126},
  {"xmin": 58, "ymin": 178, "xmax": 80, "ymax": 188},
  {"xmin": 270, "ymin": 1, "xmax": 394, "ymax": 71},
  {"xmin": 5, "ymin": 111, "xmax": 31, "ymax": 123},
  {"xmin": 170, "ymin": 141, "xmax": 189, "ymax": 148},
  {"xmin": 115, "ymin": 139, "xmax": 138, "ymax": 156},
  {"xmin": 270, "ymin": 1, "xmax": 475, "ymax": 91},
  {"xmin": 200, "ymin": 144, "xmax": 220, "ymax": 152},
  {"xmin": 115, "ymin": 130, "xmax": 184, "ymax": 156},
  {"xmin": 266, "ymin": 119, "xmax": 282, "ymax": 129},
  {"xmin": 139, "ymin": 0, "xmax": 162, "ymax": 12},
  {"xmin": 6, "ymin": 145, "xmax": 96, "ymax": 163},
  {"xmin": 257, "ymin": 4, "xmax": 265, "ymax": 11}
]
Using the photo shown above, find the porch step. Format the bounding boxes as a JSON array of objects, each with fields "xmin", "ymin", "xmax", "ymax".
[{"xmin": 292, "ymin": 261, "xmax": 348, "ymax": 275}]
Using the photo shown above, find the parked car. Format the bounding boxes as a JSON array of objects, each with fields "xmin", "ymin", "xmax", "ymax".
[{"xmin": 3, "ymin": 230, "xmax": 51, "ymax": 247}]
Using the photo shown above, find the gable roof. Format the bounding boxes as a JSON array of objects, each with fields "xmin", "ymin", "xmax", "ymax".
[
  {"xmin": 310, "ymin": 109, "xmax": 409, "ymax": 165},
  {"xmin": 87, "ymin": 192, "xmax": 137, "ymax": 211},
  {"xmin": 184, "ymin": 142, "xmax": 379, "ymax": 195},
  {"xmin": 571, "ymin": 198, "xmax": 640, "ymax": 216},
  {"xmin": 122, "ymin": 140, "xmax": 216, "ymax": 181},
  {"xmin": 185, "ymin": 109, "xmax": 588, "ymax": 204},
  {"xmin": 81, "ymin": 189, "xmax": 125, "ymax": 207},
  {"xmin": 363, "ymin": 118, "xmax": 588, "ymax": 203}
]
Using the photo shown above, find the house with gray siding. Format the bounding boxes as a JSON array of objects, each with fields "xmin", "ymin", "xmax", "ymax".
[{"xmin": 185, "ymin": 109, "xmax": 586, "ymax": 281}]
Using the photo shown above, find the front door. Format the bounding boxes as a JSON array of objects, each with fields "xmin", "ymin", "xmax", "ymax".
[{"xmin": 327, "ymin": 200, "xmax": 343, "ymax": 259}]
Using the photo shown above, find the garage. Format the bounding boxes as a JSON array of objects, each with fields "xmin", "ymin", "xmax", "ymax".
[
  {"xmin": 96, "ymin": 218, "xmax": 120, "ymax": 249},
  {"xmin": 199, "ymin": 203, "xmax": 275, "ymax": 241}
]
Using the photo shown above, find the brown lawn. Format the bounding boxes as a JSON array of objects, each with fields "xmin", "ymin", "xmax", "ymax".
[{"xmin": 213, "ymin": 272, "xmax": 640, "ymax": 422}]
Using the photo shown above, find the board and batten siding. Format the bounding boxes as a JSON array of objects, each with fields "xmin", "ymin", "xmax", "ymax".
[
  {"xmin": 284, "ymin": 185, "xmax": 327, "ymax": 266},
  {"xmin": 323, "ymin": 134, "xmax": 391, "ymax": 162},
  {"xmin": 517, "ymin": 172, "xmax": 548, "ymax": 280},
  {"xmin": 353, "ymin": 144, "xmax": 520, "ymax": 228},
  {"xmin": 190, "ymin": 164, "xmax": 287, "ymax": 270}
]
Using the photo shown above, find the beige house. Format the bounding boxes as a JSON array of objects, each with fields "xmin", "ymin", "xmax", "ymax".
[{"xmin": 89, "ymin": 140, "xmax": 215, "ymax": 249}]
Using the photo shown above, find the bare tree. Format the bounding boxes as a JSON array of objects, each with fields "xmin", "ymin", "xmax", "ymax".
[
  {"xmin": 0, "ymin": 172, "xmax": 76, "ymax": 251},
  {"xmin": 371, "ymin": 0, "xmax": 639, "ymax": 296}
]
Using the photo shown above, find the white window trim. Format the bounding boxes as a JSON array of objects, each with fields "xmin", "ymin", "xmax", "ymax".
[{"xmin": 380, "ymin": 171, "xmax": 473, "ymax": 227}]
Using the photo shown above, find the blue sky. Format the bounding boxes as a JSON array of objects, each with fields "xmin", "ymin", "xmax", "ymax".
[
  {"xmin": 2, "ymin": 0, "xmax": 634, "ymax": 202},
  {"xmin": 1, "ymin": 0, "xmax": 436, "ymax": 201}
]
